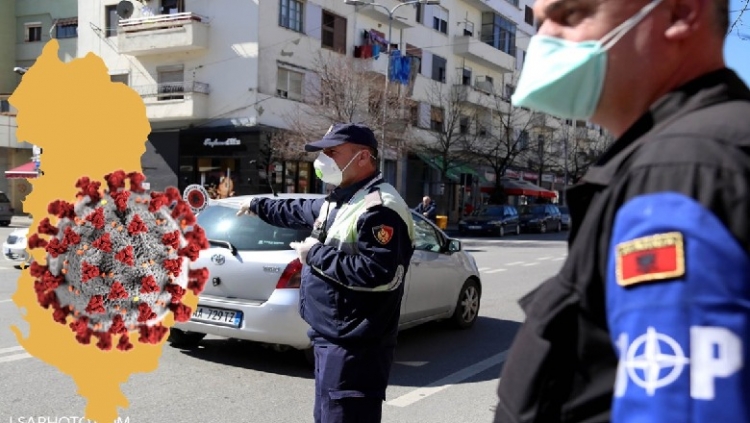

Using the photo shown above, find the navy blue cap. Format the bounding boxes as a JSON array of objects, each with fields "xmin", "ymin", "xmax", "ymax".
[{"xmin": 304, "ymin": 123, "xmax": 379, "ymax": 152}]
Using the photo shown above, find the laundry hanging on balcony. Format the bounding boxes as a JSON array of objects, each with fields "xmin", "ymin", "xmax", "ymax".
[{"xmin": 388, "ymin": 50, "xmax": 412, "ymax": 85}]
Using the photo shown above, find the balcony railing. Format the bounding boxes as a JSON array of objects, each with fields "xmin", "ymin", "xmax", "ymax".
[
  {"xmin": 132, "ymin": 81, "xmax": 210, "ymax": 101},
  {"xmin": 118, "ymin": 12, "xmax": 209, "ymax": 34}
]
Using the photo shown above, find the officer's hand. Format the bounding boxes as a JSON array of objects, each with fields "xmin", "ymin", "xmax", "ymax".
[
  {"xmin": 236, "ymin": 199, "xmax": 257, "ymax": 217},
  {"xmin": 289, "ymin": 237, "xmax": 320, "ymax": 265}
]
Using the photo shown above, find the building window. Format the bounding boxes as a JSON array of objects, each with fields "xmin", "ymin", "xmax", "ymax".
[
  {"xmin": 110, "ymin": 74, "xmax": 129, "ymax": 85},
  {"xmin": 524, "ymin": 6, "xmax": 534, "ymax": 26},
  {"xmin": 504, "ymin": 84, "xmax": 514, "ymax": 99},
  {"xmin": 321, "ymin": 10, "xmax": 347, "ymax": 53},
  {"xmin": 459, "ymin": 116, "xmax": 469, "ymax": 134},
  {"xmin": 279, "ymin": 0, "xmax": 303, "ymax": 32},
  {"xmin": 431, "ymin": 54, "xmax": 446, "ymax": 83},
  {"xmin": 25, "ymin": 23, "xmax": 42, "ymax": 42},
  {"xmin": 462, "ymin": 67, "xmax": 472, "ymax": 86},
  {"xmin": 161, "ymin": 0, "xmax": 185, "ymax": 15},
  {"xmin": 464, "ymin": 21, "xmax": 474, "ymax": 37},
  {"xmin": 157, "ymin": 66, "xmax": 185, "ymax": 101},
  {"xmin": 430, "ymin": 106, "xmax": 444, "ymax": 132},
  {"xmin": 55, "ymin": 20, "xmax": 78, "ymax": 38},
  {"xmin": 432, "ymin": 7, "xmax": 448, "ymax": 34},
  {"xmin": 105, "ymin": 5, "xmax": 119, "ymax": 37},
  {"xmin": 277, "ymin": 67, "xmax": 304, "ymax": 101},
  {"xmin": 481, "ymin": 12, "xmax": 517, "ymax": 57},
  {"xmin": 416, "ymin": 4, "xmax": 424, "ymax": 24}
]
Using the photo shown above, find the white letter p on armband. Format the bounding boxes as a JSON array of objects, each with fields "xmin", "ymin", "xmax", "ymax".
[{"xmin": 690, "ymin": 326, "xmax": 743, "ymax": 400}]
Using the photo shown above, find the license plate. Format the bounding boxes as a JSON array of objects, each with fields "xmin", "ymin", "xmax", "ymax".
[
  {"xmin": 191, "ymin": 306, "xmax": 242, "ymax": 327},
  {"xmin": 468, "ymin": 226, "xmax": 482, "ymax": 230}
]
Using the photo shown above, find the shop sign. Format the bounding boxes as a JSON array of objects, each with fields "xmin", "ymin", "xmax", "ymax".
[{"xmin": 203, "ymin": 137, "xmax": 241, "ymax": 148}]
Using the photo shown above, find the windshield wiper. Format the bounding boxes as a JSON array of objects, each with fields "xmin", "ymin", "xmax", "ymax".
[{"xmin": 208, "ymin": 239, "xmax": 239, "ymax": 258}]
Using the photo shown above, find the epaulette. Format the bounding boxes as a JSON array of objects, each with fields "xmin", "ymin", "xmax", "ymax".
[{"xmin": 364, "ymin": 189, "xmax": 383, "ymax": 209}]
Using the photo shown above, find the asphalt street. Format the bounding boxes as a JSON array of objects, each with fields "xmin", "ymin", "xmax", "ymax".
[{"xmin": 0, "ymin": 225, "xmax": 568, "ymax": 423}]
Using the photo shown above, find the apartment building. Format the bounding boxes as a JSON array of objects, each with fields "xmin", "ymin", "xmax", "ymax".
[
  {"xmin": 73, "ymin": 0, "xmax": 608, "ymax": 212},
  {"xmin": 0, "ymin": 0, "xmax": 78, "ymax": 213}
]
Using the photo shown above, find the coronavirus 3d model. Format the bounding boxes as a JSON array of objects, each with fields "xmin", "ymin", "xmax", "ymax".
[{"xmin": 25, "ymin": 170, "xmax": 210, "ymax": 352}]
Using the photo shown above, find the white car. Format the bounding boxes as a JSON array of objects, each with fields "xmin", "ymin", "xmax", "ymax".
[
  {"xmin": 170, "ymin": 193, "xmax": 482, "ymax": 360},
  {"xmin": 3, "ymin": 227, "xmax": 29, "ymax": 267}
]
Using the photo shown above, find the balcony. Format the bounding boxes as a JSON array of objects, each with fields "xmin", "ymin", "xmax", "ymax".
[
  {"xmin": 132, "ymin": 81, "xmax": 210, "ymax": 121},
  {"xmin": 453, "ymin": 35, "xmax": 515, "ymax": 74},
  {"xmin": 452, "ymin": 84, "xmax": 492, "ymax": 107},
  {"xmin": 353, "ymin": 0, "xmax": 414, "ymax": 29},
  {"xmin": 117, "ymin": 12, "xmax": 210, "ymax": 56}
]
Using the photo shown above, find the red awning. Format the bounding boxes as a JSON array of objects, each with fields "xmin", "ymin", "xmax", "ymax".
[
  {"xmin": 501, "ymin": 178, "xmax": 556, "ymax": 198},
  {"xmin": 5, "ymin": 162, "xmax": 39, "ymax": 179}
]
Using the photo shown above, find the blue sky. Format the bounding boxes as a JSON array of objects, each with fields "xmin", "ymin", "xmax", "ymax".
[{"xmin": 726, "ymin": 0, "xmax": 750, "ymax": 83}]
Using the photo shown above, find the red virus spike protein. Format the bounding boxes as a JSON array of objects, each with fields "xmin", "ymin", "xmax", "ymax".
[{"xmin": 26, "ymin": 171, "xmax": 210, "ymax": 352}]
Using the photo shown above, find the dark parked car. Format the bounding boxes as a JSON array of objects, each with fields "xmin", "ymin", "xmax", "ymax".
[
  {"xmin": 458, "ymin": 204, "xmax": 520, "ymax": 237},
  {"xmin": 558, "ymin": 205, "xmax": 571, "ymax": 230},
  {"xmin": 518, "ymin": 204, "xmax": 562, "ymax": 233}
]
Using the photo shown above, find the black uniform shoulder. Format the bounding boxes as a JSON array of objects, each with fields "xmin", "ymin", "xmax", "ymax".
[{"xmin": 630, "ymin": 99, "xmax": 750, "ymax": 172}]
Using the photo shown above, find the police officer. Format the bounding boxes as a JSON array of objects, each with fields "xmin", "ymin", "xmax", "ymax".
[
  {"xmin": 237, "ymin": 123, "xmax": 415, "ymax": 423},
  {"xmin": 494, "ymin": 0, "xmax": 750, "ymax": 422}
]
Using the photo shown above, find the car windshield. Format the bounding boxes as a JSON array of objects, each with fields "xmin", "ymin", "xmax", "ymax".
[
  {"xmin": 473, "ymin": 206, "xmax": 504, "ymax": 217},
  {"xmin": 518, "ymin": 205, "xmax": 545, "ymax": 216},
  {"xmin": 558, "ymin": 206, "xmax": 569, "ymax": 214},
  {"xmin": 196, "ymin": 204, "xmax": 311, "ymax": 251},
  {"xmin": 0, "ymin": 193, "xmax": 9, "ymax": 202}
]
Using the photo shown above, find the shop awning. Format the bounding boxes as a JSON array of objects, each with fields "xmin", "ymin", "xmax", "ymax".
[
  {"xmin": 416, "ymin": 153, "xmax": 488, "ymax": 184},
  {"xmin": 501, "ymin": 178, "xmax": 556, "ymax": 198},
  {"xmin": 5, "ymin": 162, "xmax": 39, "ymax": 179}
]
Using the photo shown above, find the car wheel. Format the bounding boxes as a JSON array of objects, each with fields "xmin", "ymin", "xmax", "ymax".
[
  {"xmin": 516, "ymin": 225, "xmax": 521, "ymax": 235},
  {"xmin": 539, "ymin": 223, "xmax": 547, "ymax": 233},
  {"xmin": 498, "ymin": 226, "xmax": 505, "ymax": 237},
  {"xmin": 557, "ymin": 221, "xmax": 562, "ymax": 232},
  {"xmin": 450, "ymin": 279, "xmax": 481, "ymax": 329},
  {"xmin": 0, "ymin": 221, "xmax": 9, "ymax": 227},
  {"xmin": 168, "ymin": 328, "xmax": 205, "ymax": 348}
]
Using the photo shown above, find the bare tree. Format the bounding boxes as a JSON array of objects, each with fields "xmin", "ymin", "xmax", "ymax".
[
  {"xmin": 730, "ymin": 0, "xmax": 750, "ymax": 35},
  {"xmin": 280, "ymin": 51, "xmax": 412, "ymax": 165},
  {"xmin": 461, "ymin": 80, "xmax": 539, "ymax": 204},
  {"xmin": 520, "ymin": 113, "xmax": 562, "ymax": 188},
  {"xmin": 411, "ymin": 77, "xmax": 480, "ymax": 213},
  {"xmin": 561, "ymin": 127, "xmax": 615, "ymax": 183}
]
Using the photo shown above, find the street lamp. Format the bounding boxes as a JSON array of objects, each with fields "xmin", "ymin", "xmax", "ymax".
[{"xmin": 344, "ymin": 0, "xmax": 440, "ymax": 181}]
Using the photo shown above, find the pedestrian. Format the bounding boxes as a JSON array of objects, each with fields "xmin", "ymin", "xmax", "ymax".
[
  {"xmin": 495, "ymin": 0, "xmax": 750, "ymax": 422},
  {"xmin": 237, "ymin": 123, "xmax": 415, "ymax": 423},
  {"xmin": 413, "ymin": 195, "xmax": 437, "ymax": 223}
]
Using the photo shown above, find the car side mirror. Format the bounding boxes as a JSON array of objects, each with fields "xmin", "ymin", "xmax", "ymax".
[{"xmin": 448, "ymin": 239, "xmax": 461, "ymax": 253}]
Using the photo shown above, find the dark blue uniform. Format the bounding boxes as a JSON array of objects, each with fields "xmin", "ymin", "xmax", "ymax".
[{"xmin": 250, "ymin": 171, "xmax": 414, "ymax": 423}]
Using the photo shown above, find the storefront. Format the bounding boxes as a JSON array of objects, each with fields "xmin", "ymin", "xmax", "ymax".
[{"xmin": 176, "ymin": 126, "xmax": 323, "ymax": 198}]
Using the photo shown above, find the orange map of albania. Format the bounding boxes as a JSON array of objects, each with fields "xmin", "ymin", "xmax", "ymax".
[{"xmin": 9, "ymin": 40, "xmax": 208, "ymax": 423}]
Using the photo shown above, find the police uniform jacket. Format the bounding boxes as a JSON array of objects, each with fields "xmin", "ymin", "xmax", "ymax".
[
  {"xmin": 494, "ymin": 68, "xmax": 750, "ymax": 423},
  {"xmin": 250, "ymin": 172, "xmax": 415, "ymax": 347}
]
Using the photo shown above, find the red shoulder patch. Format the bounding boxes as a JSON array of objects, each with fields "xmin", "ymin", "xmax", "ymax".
[
  {"xmin": 615, "ymin": 232, "xmax": 685, "ymax": 287},
  {"xmin": 372, "ymin": 225, "xmax": 394, "ymax": 245}
]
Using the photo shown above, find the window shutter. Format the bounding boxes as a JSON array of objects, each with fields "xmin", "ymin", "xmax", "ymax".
[{"xmin": 333, "ymin": 16, "xmax": 347, "ymax": 54}]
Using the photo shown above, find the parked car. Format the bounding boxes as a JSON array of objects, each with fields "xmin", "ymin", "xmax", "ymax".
[
  {"xmin": 457, "ymin": 204, "xmax": 520, "ymax": 237},
  {"xmin": 558, "ymin": 205, "xmax": 571, "ymax": 230},
  {"xmin": 518, "ymin": 204, "xmax": 563, "ymax": 233},
  {"xmin": 3, "ymin": 227, "xmax": 29, "ymax": 267},
  {"xmin": 0, "ymin": 191, "xmax": 13, "ymax": 227},
  {"xmin": 170, "ymin": 193, "xmax": 483, "ymax": 362}
]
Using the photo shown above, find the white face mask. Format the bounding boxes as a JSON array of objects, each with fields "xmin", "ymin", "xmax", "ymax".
[{"xmin": 313, "ymin": 151, "xmax": 362, "ymax": 186}]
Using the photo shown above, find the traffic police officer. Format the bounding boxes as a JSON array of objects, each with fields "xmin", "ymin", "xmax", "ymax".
[
  {"xmin": 494, "ymin": 0, "xmax": 750, "ymax": 422},
  {"xmin": 237, "ymin": 123, "xmax": 415, "ymax": 423}
]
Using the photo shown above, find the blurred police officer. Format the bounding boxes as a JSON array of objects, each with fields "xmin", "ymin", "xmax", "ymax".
[
  {"xmin": 238, "ymin": 123, "xmax": 415, "ymax": 423},
  {"xmin": 494, "ymin": 0, "xmax": 750, "ymax": 422}
]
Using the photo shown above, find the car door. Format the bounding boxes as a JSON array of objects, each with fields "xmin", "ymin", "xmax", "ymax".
[{"xmin": 402, "ymin": 214, "xmax": 460, "ymax": 322}]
